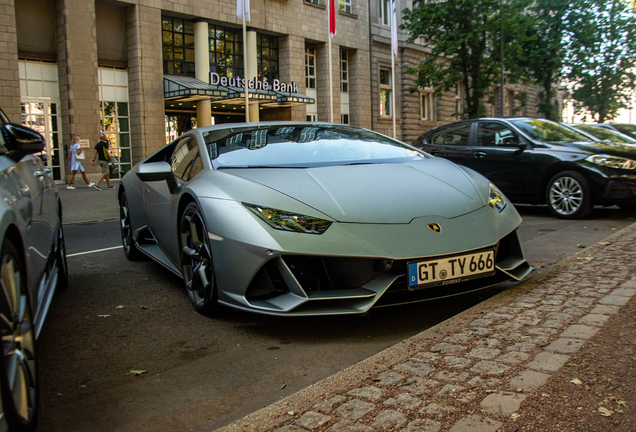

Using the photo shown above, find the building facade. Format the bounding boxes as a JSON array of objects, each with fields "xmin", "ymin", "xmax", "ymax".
[
  {"xmin": 3, "ymin": 0, "xmax": 371, "ymax": 183},
  {"xmin": 0, "ymin": 0, "xmax": 562, "ymax": 184}
]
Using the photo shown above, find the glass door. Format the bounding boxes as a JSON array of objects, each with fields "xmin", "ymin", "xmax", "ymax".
[{"xmin": 21, "ymin": 98, "xmax": 65, "ymax": 183}]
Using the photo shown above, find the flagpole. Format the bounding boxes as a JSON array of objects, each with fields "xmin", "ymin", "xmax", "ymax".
[
  {"xmin": 328, "ymin": 0, "xmax": 334, "ymax": 123},
  {"xmin": 391, "ymin": 50, "xmax": 396, "ymax": 138},
  {"xmin": 242, "ymin": 0, "xmax": 250, "ymax": 123},
  {"xmin": 390, "ymin": 0, "xmax": 397, "ymax": 138}
]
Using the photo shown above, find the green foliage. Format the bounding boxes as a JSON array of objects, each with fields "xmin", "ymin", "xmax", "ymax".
[
  {"xmin": 518, "ymin": 0, "xmax": 573, "ymax": 120},
  {"xmin": 566, "ymin": 0, "xmax": 636, "ymax": 123},
  {"xmin": 402, "ymin": 0, "xmax": 531, "ymax": 119}
]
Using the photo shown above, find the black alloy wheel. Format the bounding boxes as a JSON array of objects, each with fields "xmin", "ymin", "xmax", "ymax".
[
  {"xmin": 546, "ymin": 171, "xmax": 592, "ymax": 219},
  {"xmin": 119, "ymin": 192, "xmax": 143, "ymax": 261},
  {"xmin": 179, "ymin": 202, "xmax": 219, "ymax": 315},
  {"xmin": 0, "ymin": 239, "xmax": 38, "ymax": 432}
]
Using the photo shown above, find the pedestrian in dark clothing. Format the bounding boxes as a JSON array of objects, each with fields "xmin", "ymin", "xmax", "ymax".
[{"xmin": 92, "ymin": 133, "xmax": 116, "ymax": 190}]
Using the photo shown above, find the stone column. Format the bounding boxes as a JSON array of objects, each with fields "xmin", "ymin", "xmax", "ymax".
[
  {"xmin": 55, "ymin": 0, "xmax": 100, "ymax": 157},
  {"xmin": 194, "ymin": 20, "xmax": 211, "ymax": 127},
  {"xmin": 277, "ymin": 34, "xmax": 305, "ymax": 122},
  {"xmin": 246, "ymin": 30, "xmax": 259, "ymax": 122},
  {"xmin": 0, "ymin": 0, "xmax": 20, "ymax": 122},
  {"xmin": 316, "ymin": 41, "xmax": 340, "ymax": 123},
  {"xmin": 126, "ymin": 4, "xmax": 165, "ymax": 163},
  {"xmin": 349, "ymin": 49, "xmax": 372, "ymax": 129}
]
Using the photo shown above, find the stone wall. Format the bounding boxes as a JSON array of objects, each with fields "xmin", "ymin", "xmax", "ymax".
[{"xmin": 0, "ymin": 0, "xmax": 20, "ymax": 122}]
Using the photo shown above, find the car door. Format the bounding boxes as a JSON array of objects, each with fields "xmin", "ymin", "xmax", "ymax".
[
  {"xmin": 143, "ymin": 134, "xmax": 204, "ymax": 265},
  {"xmin": 469, "ymin": 121, "xmax": 535, "ymax": 201},
  {"xmin": 419, "ymin": 123, "xmax": 474, "ymax": 165}
]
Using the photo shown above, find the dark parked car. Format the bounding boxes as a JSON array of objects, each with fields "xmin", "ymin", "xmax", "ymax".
[
  {"xmin": 0, "ymin": 108, "xmax": 67, "ymax": 432},
  {"xmin": 564, "ymin": 123, "xmax": 636, "ymax": 145},
  {"xmin": 597, "ymin": 123, "xmax": 636, "ymax": 140},
  {"xmin": 413, "ymin": 117, "xmax": 636, "ymax": 219}
]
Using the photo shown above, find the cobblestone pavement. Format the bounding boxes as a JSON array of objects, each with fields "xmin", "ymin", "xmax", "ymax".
[{"xmin": 217, "ymin": 222, "xmax": 636, "ymax": 432}]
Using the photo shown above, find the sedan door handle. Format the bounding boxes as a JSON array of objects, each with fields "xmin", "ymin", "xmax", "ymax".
[
  {"xmin": 33, "ymin": 170, "xmax": 45, "ymax": 178},
  {"xmin": 44, "ymin": 168, "xmax": 52, "ymax": 174},
  {"xmin": 474, "ymin": 151, "xmax": 487, "ymax": 158}
]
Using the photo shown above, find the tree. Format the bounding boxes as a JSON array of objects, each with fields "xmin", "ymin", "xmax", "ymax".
[
  {"xmin": 566, "ymin": 0, "xmax": 636, "ymax": 123},
  {"xmin": 518, "ymin": 0, "xmax": 573, "ymax": 120},
  {"xmin": 402, "ymin": 0, "xmax": 530, "ymax": 119}
]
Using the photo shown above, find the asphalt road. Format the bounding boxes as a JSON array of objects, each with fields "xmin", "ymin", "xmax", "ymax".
[{"xmin": 36, "ymin": 205, "xmax": 635, "ymax": 432}]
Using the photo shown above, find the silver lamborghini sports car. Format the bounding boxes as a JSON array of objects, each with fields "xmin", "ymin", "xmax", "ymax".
[{"xmin": 119, "ymin": 123, "xmax": 531, "ymax": 316}]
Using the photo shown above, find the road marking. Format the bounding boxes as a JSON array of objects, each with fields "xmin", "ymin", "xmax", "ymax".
[{"xmin": 67, "ymin": 246, "xmax": 123, "ymax": 257}]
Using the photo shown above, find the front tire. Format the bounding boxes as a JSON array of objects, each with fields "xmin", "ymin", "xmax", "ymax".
[
  {"xmin": 179, "ymin": 202, "xmax": 219, "ymax": 316},
  {"xmin": 119, "ymin": 192, "xmax": 143, "ymax": 261},
  {"xmin": 546, "ymin": 171, "xmax": 592, "ymax": 219},
  {"xmin": 0, "ymin": 239, "xmax": 38, "ymax": 432}
]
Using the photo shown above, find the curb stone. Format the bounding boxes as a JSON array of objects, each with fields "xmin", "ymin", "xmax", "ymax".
[{"xmin": 217, "ymin": 222, "xmax": 636, "ymax": 432}]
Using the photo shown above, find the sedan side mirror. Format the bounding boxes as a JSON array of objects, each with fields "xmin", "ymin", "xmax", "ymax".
[
  {"xmin": 0, "ymin": 123, "xmax": 45, "ymax": 162},
  {"xmin": 136, "ymin": 161, "xmax": 178, "ymax": 193}
]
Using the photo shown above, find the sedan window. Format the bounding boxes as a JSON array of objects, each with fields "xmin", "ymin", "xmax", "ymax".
[
  {"xmin": 444, "ymin": 124, "xmax": 471, "ymax": 146},
  {"xmin": 509, "ymin": 118, "xmax": 588, "ymax": 143},
  {"xmin": 477, "ymin": 122, "xmax": 520, "ymax": 147}
]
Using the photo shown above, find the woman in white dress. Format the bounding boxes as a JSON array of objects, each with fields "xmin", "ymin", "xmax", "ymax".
[{"xmin": 67, "ymin": 135, "xmax": 96, "ymax": 190}]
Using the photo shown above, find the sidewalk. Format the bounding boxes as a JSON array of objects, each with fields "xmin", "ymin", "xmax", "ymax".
[
  {"xmin": 217, "ymin": 223, "xmax": 636, "ymax": 432},
  {"xmin": 58, "ymin": 181, "xmax": 120, "ymax": 225}
]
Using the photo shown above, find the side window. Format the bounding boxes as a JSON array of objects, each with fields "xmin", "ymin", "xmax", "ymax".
[
  {"xmin": 444, "ymin": 124, "xmax": 471, "ymax": 146},
  {"xmin": 477, "ymin": 122, "xmax": 520, "ymax": 147},
  {"xmin": 427, "ymin": 130, "xmax": 445, "ymax": 145},
  {"xmin": 170, "ymin": 136, "xmax": 200, "ymax": 181}
]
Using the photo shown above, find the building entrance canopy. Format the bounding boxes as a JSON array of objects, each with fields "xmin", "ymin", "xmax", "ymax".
[{"xmin": 164, "ymin": 75, "xmax": 314, "ymax": 109}]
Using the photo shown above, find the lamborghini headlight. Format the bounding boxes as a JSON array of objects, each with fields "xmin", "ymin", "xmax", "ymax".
[
  {"xmin": 243, "ymin": 203, "xmax": 332, "ymax": 234},
  {"xmin": 488, "ymin": 183, "xmax": 507, "ymax": 212},
  {"xmin": 586, "ymin": 154, "xmax": 636, "ymax": 170}
]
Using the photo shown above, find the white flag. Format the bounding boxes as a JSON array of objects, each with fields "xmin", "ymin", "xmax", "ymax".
[
  {"xmin": 391, "ymin": 0, "xmax": 398, "ymax": 56},
  {"xmin": 237, "ymin": 0, "xmax": 251, "ymax": 21}
]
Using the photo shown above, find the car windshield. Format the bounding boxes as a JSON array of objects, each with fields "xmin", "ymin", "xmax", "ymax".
[
  {"xmin": 509, "ymin": 119, "xmax": 590, "ymax": 143},
  {"xmin": 611, "ymin": 124, "xmax": 636, "ymax": 138},
  {"xmin": 203, "ymin": 124, "xmax": 429, "ymax": 168},
  {"xmin": 573, "ymin": 124, "xmax": 636, "ymax": 144}
]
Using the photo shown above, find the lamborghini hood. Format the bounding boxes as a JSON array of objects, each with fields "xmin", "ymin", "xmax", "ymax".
[{"xmin": 224, "ymin": 158, "xmax": 487, "ymax": 223}]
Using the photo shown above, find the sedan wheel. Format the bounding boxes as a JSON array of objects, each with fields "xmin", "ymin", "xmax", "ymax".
[
  {"xmin": 119, "ymin": 192, "xmax": 143, "ymax": 261},
  {"xmin": 0, "ymin": 239, "xmax": 38, "ymax": 432},
  {"xmin": 546, "ymin": 171, "xmax": 592, "ymax": 219},
  {"xmin": 179, "ymin": 202, "xmax": 219, "ymax": 315}
]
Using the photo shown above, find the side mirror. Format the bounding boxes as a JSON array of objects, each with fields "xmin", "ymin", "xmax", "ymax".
[
  {"xmin": 0, "ymin": 123, "xmax": 45, "ymax": 162},
  {"xmin": 136, "ymin": 161, "xmax": 178, "ymax": 193}
]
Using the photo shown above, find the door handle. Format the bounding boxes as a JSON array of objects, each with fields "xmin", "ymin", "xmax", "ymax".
[
  {"xmin": 33, "ymin": 170, "xmax": 45, "ymax": 178},
  {"xmin": 474, "ymin": 151, "xmax": 487, "ymax": 158},
  {"xmin": 44, "ymin": 168, "xmax": 52, "ymax": 174}
]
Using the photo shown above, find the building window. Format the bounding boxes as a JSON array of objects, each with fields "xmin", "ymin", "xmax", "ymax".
[
  {"xmin": 455, "ymin": 82, "xmax": 463, "ymax": 120},
  {"xmin": 504, "ymin": 90, "xmax": 514, "ymax": 117},
  {"xmin": 307, "ymin": 114, "xmax": 317, "ymax": 121},
  {"xmin": 304, "ymin": 0, "xmax": 324, "ymax": 5},
  {"xmin": 209, "ymin": 25, "xmax": 244, "ymax": 79},
  {"xmin": 420, "ymin": 90, "xmax": 434, "ymax": 121},
  {"xmin": 341, "ymin": 114, "xmax": 349, "ymax": 124},
  {"xmin": 339, "ymin": 0, "xmax": 352, "ymax": 14},
  {"xmin": 99, "ymin": 68, "xmax": 131, "ymax": 178},
  {"xmin": 162, "ymin": 16, "xmax": 195, "ymax": 77},
  {"xmin": 380, "ymin": 0, "xmax": 391, "ymax": 26},
  {"xmin": 305, "ymin": 48, "xmax": 316, "ymax": 89},
  {"xmin": 340, "ymin": 51, "xmax": 349, "ymax": 93},
  {"xmin": 257, "ymin": 34, "xmax": 279, "ymax": 82},
  {"xmin": 379, "ymin": 68, "xmax": 392, "ymax": 117}
]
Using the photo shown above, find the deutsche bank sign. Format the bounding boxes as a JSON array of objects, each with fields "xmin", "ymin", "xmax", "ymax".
[{"xmin": 210, "ymin": 72, "xmax": 299, "ymax": 93}]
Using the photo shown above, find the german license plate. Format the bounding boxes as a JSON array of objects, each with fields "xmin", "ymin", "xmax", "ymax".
[{"xmin": 407, "ymin": 250, "xmax": 495, "ymax": 289}]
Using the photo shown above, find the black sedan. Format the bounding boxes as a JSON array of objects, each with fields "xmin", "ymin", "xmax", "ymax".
[{"xmin": 413, "ymin": 117, "xmax": 636, "ymax": 219}]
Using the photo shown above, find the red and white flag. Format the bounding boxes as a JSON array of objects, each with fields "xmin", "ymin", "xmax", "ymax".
[
  {"xmin": 329, "ymin": 0, "xmax": 336, "ymax": 37},
  {"xmin": 237, "ymin": 0, "xmax": 251, "ymax": 21}
]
